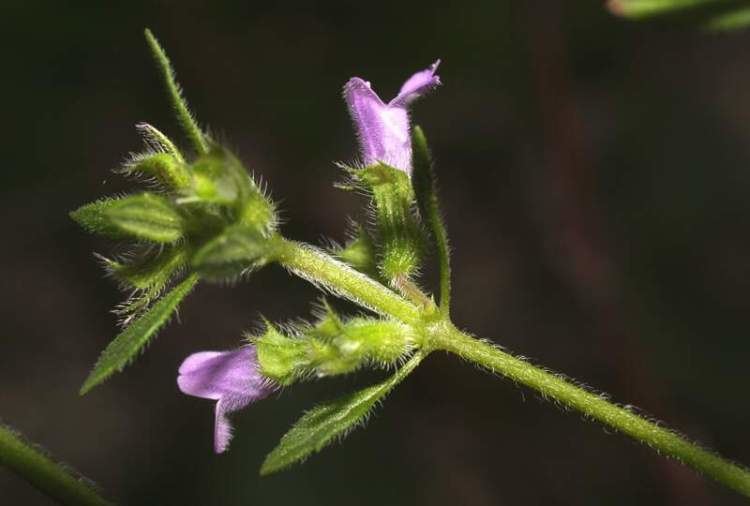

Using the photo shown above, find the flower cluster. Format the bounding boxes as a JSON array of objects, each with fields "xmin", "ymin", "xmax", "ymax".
[{"xmin": 176, "ymin": 62, "xmax": 441, "ymax": 453}]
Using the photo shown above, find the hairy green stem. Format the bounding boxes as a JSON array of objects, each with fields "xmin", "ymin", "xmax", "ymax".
[
  {"xmin": 432, "ymin": 325, "xmax": 750, "ymax": 497},
  {"xmin": 275, "ymin": 239, "xmax": 420, "ymax": 324},
  {"xmin": 0, "ymin": 424, "xmax": 113, "ymax": 506},
  {"xmin": 272, "ymin": 236, "xmax": 750, "ymax": 496}
]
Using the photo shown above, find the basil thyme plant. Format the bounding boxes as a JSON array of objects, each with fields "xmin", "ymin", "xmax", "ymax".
[{"xmin": 60, "ymin": 29, "xmax": 750, "ymax": 499}]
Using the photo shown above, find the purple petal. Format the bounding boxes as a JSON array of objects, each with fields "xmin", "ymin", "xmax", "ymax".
[
  {"xmin": 178, "ymin": 347, "xmax": 265, "ymax": 400},
  {"xmin": 389, "ymin": 60, "xmax": 442, "ymax": 108},
  {"xmin": 214, "ymin": 394, "xmax": 255, "ymax": 453},
  {"xmin": 177, "ymin": 346, "xmax": 275, "ymax": 453},
  {"xmin": 344, "ymin": 77, "xmax": 412, "ymax": 173}
]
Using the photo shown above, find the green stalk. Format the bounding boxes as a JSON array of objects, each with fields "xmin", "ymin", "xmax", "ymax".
[
  {"xmin": 0, "ymin": 423, "xmax": 113, "ymax": 506},
  {"xmin": 432, "ymin": 325, "xmax": 750, "ymax": 498},
  {"xmin": 274, "ymin": 234, "xmax": 750, "ymax": 497},
  {"xmin": 275, "ymin": 239, "xmax": 420, "ymax": 324}
]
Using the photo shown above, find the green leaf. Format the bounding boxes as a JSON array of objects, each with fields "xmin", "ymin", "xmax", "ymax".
[
  {"xmin": 609, "ymin": 0, "xmax": 727, "ymax": 18},
  {"xmin": 80, "ymin": 273, "xmax": 199, "ymax": 395},
  {"xmin": 72, "ymin": 193, "xmax": 185, "ymax": 243},
  {"xmin": 608, "ymin": 0, "xmax": 750, "ymax": 31},
  {"xmin": 704, "ymin": 5, "xmax": 750, "ymax": 29},
  {"xmin": 191, "ymin": 225, "xmax": 274, "ymax": 281},
  {"xmin": 260, "ymin": 352, "xmax": 424, "ymax": 475},
  {"xmin": 144, "ymin": 29, "xmax": 208, "ymax": 154},
  {"xmin": 412, "ymin": 126, "xmax": 452, "ymax": 315}
]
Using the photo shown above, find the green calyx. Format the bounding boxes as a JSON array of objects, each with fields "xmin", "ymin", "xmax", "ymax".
[
  {"xmin": 71, "ymin": 193, "xmax": 185, "ymax": 244},
  {"xmin": 346, "ymin": 163, "xmax": 426, "ymax": 283},
  {"xmin": 254, "ymin": 305, "xmax": 417, "ymax": 385}
]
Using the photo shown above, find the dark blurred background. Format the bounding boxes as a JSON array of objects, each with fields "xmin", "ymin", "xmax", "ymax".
[{"xmin": 2, "ymin": 1, "xmax": 750, "ymax": 504}]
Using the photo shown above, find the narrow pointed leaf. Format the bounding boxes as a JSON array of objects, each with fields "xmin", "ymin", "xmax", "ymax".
[
  {"xmin": 144, "ymin": 29, "xmax": 208, "ymax": 154},
  {"xmin": 609, "ymin": 0, "xmax": 750, "ymax": 31},
  {"xmin": 260, "ymin": 352, "xmax": 423, "ymax": 475},
  {"xmin": 80, "ymin": 274, "xmax": 199, "ymax": 395},
  {"xmin": 412, "ymin": 126, "xmax": 452, "ymax": 314},
  {"xmin": 609, "ymin": 0, "xmax": 727, "ymax": 18}
]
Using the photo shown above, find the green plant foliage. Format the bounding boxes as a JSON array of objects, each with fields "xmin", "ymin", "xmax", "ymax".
[
  {"xmin": 254, "ymin": 324, "xmax": 309, "ymax": 385},
  {"xmin": 105, "ymin": 247, "xmax": 186, "ymax": 292},
  {"xmin": 79, "ymin": 274, "xmax": 198, "ymax": 395},
  {"xmin": 260, "ymin": 353, "xmax": 423, "ymax": 475},
  {"xmin": 336, "ymin": 224, "xmax": 378, "ymax": 277},
  {"xmin": 411, "ymin": 126, "xmax": 452, "ymax": 314},
  {"xmin": 255, "ymin": 307, "xmax": 415, "ymax": 384},
  {"xmin": 135, "ymin": 122, "xmax": 185, "ymax": 163},
  {"xmin": 144, "ymin": 29, "xmax": 208, "ymax": 154},
  {"xmin": 190, "ymin": 225, "xmax": 275, "ymax": 281},
  {"xmin": 609, "ymin": 0, "xmax": 750, "ymax": 30},
  {"xmin": 123, "ymin": 152, "xmax": 191, "ymax": 190},
  {"xmin": 71, "ymin": 193, "xmax": 184, "ymax": 243}
]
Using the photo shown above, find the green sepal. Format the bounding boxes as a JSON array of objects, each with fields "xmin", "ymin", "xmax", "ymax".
[
  {"xmin": 80, "ymin": 273, "xmax": 199, "ymax": 395},
  {"xmin": 254, "ymin": 324, "xmax": 309, "ymax": 386},
  {"xmin": 310, "ymin": 317, "xmax": 414, "ymax": 376},
  {"xmin": 260, "ymin": 352, "xmax": 423, "ymax": 475},
  {"xmin": 135, "ymin": 122, "xmax": 185, "ymax": 163},
  {"xmin": 190, "ymin": 225, "xmax": 276, "ymax": 281},
  {"xmin": 71, "ymin": 193, "xmax": 185, "ymax": 243},
  {"xmin": 104, "ymin": 246, "xmax": 186, "ymax": 292},
  {"xmin": 308, "ymin": 300, "xmax": 344, "ymax": 340},
  {"xmin": 336, "ymin": 224, "xmax": 378, "ymax": 277},
  {"xmin": 186, "ymin": 148, "xmax": 276, "ymax": 235},
  {"xmin": 254, "ymin": 305, "xmax": 415, "ymax": 382},
  {"xmin": 349, "ymin": 163, "xmax": 425, "ymax": 282},
  {"xmin": 123, "ymin": 152, "xmax": 191, "ymax": 190},
  {"xmin": 101, "ymin": 246, "xmax": 188, "ymax": 316}
]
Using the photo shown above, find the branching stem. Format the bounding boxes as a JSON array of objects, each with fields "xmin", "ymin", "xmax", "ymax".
[{"xmin": 274, "ymin": 233, "xmax": 750, "ymax": 498}]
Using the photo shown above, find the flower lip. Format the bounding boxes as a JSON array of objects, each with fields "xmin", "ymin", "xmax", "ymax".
[
  {"xmin": 344, "ymin": 60, "xmax": 441, "ymax": 174},
  {"xmin": 177, "ymin": 345, "xmax": 275, "ymax": 453}
]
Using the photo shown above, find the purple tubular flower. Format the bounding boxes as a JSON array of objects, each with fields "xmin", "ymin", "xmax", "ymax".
[
  {"xmin": 177, "ymin": 346, "xmax": 274, "ymax": 453},
  {"xmin": 344, "ymin": 60, "xmax": 441, "ymax": 175}
]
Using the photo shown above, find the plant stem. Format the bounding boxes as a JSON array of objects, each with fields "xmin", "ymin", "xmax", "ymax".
[
  {"xmin": 432, "ymin": 325, "xmax": 750, "ymax": 498},
  {"xmin": 275, "ymin": 239, "xmax": 420, "ymax": 324},
  {"xmin": 0, "ymin": 423, "xmax": 113, "ymax": 506},
  {"xmin": 274, "ymin": 235, "xmax": 750, "ymax": 497}
]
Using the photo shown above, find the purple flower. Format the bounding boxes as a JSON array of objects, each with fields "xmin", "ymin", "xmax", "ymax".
[
  {"xmin": 344, "ymin": 60, "xmax": 441, "ymax": 175},
  {"xmin": 177, "ymin": 346, "xmax": 274, "ymax": 453}
]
